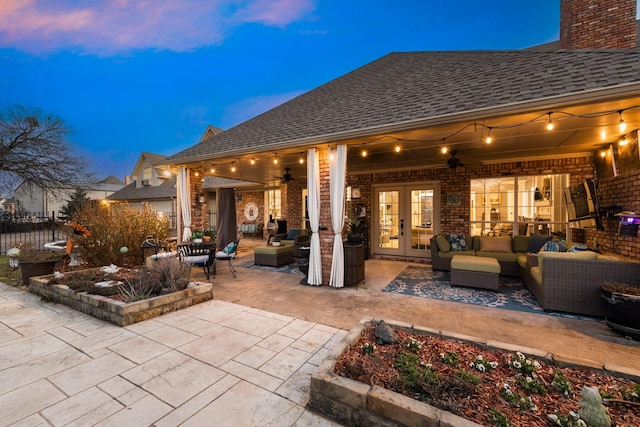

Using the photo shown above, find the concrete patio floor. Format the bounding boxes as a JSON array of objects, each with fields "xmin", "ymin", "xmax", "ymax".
[{"xmin": 1, "ymin": 238, "xmax": 638, "ymax": 426}]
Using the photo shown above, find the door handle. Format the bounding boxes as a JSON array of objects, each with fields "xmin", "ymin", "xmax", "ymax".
[{"xmin": 400, "ymin": 219, "xmax": 404, "ymax": 235}]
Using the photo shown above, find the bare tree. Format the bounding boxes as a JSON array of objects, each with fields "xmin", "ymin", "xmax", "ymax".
[{"xmin": 0, "ymin": 105, "xmax": 94, "ymax": 195}]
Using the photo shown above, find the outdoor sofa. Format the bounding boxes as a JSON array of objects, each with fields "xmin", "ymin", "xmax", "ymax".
[{"xmin": 430, "ymin": 233, "xmax": 640, "ymax": 317}]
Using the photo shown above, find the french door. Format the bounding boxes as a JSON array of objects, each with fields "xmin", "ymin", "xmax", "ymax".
[{"xmin": 373, "ymin": 182, "xmax": 440, "ymax": 258}]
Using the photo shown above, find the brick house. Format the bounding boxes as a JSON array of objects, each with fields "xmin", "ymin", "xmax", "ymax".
[{"xmin": 165, "ymin": 0, "xmax": 640, "ymax": 285}]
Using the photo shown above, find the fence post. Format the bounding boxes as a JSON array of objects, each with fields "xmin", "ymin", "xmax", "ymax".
[{"xmin": 52, "ymin": 211, "xmax": 56, "ymax": 242}]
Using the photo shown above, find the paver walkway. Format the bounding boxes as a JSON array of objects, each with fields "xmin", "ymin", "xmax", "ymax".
[{"xmin": 0, "ymin": 282, "xmax": 344, "ymax": 426}]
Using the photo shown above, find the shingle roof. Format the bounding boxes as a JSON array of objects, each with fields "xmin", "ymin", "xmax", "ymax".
[
  {"xmin": 107, "ymin": 176, "xmax": 176, "ymax": 201},
  {"xmin": 167, "ymin": 50, "xmax": 640, "ymax": 163}
]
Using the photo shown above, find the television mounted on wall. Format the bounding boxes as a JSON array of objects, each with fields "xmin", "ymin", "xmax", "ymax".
[{"xmin": 563, "ymin": 179, "xmax": 603, "ymax": 230}]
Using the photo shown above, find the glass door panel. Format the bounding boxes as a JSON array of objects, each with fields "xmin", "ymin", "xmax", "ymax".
[
  {"xmin": 378, "ymin": 190, "xmax": 399, "ymax": 250},
  {"xmin": 407, "ymin": 188, "xmax": 434, "ymax": 257}
]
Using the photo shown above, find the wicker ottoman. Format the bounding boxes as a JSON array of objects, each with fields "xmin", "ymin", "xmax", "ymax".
[
  {"xmin": 451, "ymin": 255, "xmax": 501, "ymax": 290},
  {"xmin": 254, "ymin": 244, "xmax": 294, "ymax": 267}
]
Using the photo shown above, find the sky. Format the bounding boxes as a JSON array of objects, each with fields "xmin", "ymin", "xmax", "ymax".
[{"xmin": 1, "ymin": 0, "xmax": 632, "ymax": 186}]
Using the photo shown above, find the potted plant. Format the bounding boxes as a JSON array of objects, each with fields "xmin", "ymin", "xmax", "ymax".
[
  {"xmin": 191, "ymin": 230, "xmax": 204, "ymax": 243},
  {"xmin": 14, "ymin": 242, "xmax": 65, "ymax": 287},
  {"xmin": 202, "ymin": 229, "xmax": 216, "ymax": 243},
  {"xmin": 346, "ymin": 218, "xmax": 366, "ymax": 244},
  {"xmin": 600, "ymin": 281, "xmax": 640, "ymax": 336}
]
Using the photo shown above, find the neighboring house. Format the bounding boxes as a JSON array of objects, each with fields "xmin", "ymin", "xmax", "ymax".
[
  {"xmin": 14, "ymin": 176, "xmax": 125, "ymax": 217},
  {"xmin": 164, "ymin": 0, "xmax": 640, "ymax": 283},
  {"xmin": 0, "ymin": 197, "xmax": 16, "ymax": 216},
  {"xmin": 107, "ymin": 152, "xmax": 177, "ymax": 216}
]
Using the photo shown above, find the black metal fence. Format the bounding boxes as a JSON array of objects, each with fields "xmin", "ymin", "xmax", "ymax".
[{"xmin": 0, "ymin": 212, "xmax": 67, "ymax": 256}]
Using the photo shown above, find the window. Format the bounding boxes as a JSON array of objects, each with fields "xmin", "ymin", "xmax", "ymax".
[
  {"xmin": 265, "ymin": 189, "xmax": 281, "ymax": 220},
  {"xmin": 142, "ymin": 167, "xmax": 152, "ymax": 180},
  {"xmin": 470, "ymin": 174, "xmax": 569, "ymax": 237}
]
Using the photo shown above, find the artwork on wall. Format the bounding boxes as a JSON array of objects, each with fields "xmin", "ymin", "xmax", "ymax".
[
  {"xmin": 447, "ymin": 193, "xmax": 461, "ymax": 206},
  {"xmin": 617, "ymin": 130, "xmax": 640, "ymax": 175}
]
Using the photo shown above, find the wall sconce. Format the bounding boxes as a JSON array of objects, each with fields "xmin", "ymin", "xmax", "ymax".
[
  {"xmin": 351, "ymin": 187, "xmax": 361, "ymax": 199},
  {"xmin": 198, "ymin": 193, "xmax": 206, "ymax": 204}
]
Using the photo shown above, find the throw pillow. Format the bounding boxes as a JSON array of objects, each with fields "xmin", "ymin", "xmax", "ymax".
[
  {"xmin": 435, "ymin": 234, "xmax": 451, "ymax": 252},
  {"xmin": 527, "ymin": 234, "xmax": 551, "ymax": 253},
  {"xmin": 447, "ymin": 233, "xmax": 468, "ymax": 251},
  {"xmin": 479, "ymin": 237, "xmax": 512, "ymax": 252},
  {"xmin": 567, "ymin": 243, "xmax": 589, "ymax": 252},
  {"xmin": 223, "ymin": 241, "xmax": 236, "ymax": 255},
  {"xmin": 286, "ymin": 229, "xmax": 300, "ymax": 240}
]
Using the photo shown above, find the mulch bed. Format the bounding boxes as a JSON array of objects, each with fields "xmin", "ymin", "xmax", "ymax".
[{"xmin": 334, "ymin": 325, "xmax": 639, "ymax": 426}]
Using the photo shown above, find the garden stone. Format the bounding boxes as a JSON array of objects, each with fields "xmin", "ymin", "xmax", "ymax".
[
  {"xmin": 578, "ymin": 386, "xmax": 611, "ymax": 427},
  {"xmin": 374, "ymin": 319, "xmax": 397, "ymax": 345}
]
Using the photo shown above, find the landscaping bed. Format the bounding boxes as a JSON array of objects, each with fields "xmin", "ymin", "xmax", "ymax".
[
  {"xmin": 28, "ymin": 263, "xmax": 213, "ymax": 326},
  {"xmin": 310, "ymin": 320, "xmax": 640, "ymax": 427}
]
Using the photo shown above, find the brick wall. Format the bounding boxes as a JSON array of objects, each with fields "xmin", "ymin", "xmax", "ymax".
[
  {"xmin": 587, "ymin": 168, "xmax": 640, "ymax": 260},
  {"xmin": 560, "ymin": 0, "xmax": 637, "ymax": 49},
  {"xmin": 235, "ymin": 191, "xmax": 266, "ymax": 238}
]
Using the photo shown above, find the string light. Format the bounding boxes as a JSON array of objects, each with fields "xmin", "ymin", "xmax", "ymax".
[
  {"xmin": 299, "ymin": 153, "xmax": 305, "ymax": 164},
  {"xmin": 441, "ymin": 147, "xmax": 448, "ymax": 154},
  {"xmin": 395, "ymin": 145, "xmax": 401, "ymax": 153},
  {"xmin": 600, "ymin": 130, "xmax": 607, "ymax": 140},
  {"xmin": 210, "ymin": 166, "xmax": 215, "ymax": 174},
  {"xmin": 485, "ymin": 128, "xmax": 492, "ymax": 144},
  {"xmin": 231, "ymin": 162, "xmax": 236, "ymax": 172},
  {"xmin": 250, "ymin": 158, "xmax": 255, "ymax": 165},
  {"xmin": 273, "ymin": 153, "xmax": 278, "ymax": 164},
  {"xmin": 546, "ymin": 112, "xmax": 554, "ymax": 131},
  {"xmin": 361, "ymin": 147, "xmax": 367, "ymax": 157},
  {"xmin": 618, "ymin": 111, "xmax": 627, "ymax": 132},
  {"xmin": 600, "ymin": 150, "xmax": 607, "ymax": 158}
]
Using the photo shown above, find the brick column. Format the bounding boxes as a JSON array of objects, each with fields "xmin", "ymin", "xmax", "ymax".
[{"xmin": 317, "ymin": 149, "xmax": 334, "ymax": 285}]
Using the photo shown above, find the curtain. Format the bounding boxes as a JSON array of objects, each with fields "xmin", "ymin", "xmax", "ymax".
[
  {"xmin": 216, "ymin": 188, "xmax": 237, "ymax": 249},
  {"xmin": 307, "ymin": 148, "xmax": 322, "ymax": 286},
  {"xmin": 178, "ymin": 167, "xmax": 192, "ymax": 242},
  {"xmin": 329, "ymin": 145, "xmax": 347, "ymax": 288}
]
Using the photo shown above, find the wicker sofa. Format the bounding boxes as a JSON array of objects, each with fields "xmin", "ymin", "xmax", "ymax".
[
  {"xmin": 521, "ymin": 252, "xmax": 640, "ymax": 317},
  {"xmin": 430, "ymin": 234, "xmax": 533, "ymax": 277}
]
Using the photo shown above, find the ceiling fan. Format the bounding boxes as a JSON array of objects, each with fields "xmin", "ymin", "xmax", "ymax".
[
  {"xmin": 274, "ymin": 167, "xmax": 295, "ymax": 182},
  {"xmin": 447, "ymin": 150, "xmax": 464, "ymax": 169}
]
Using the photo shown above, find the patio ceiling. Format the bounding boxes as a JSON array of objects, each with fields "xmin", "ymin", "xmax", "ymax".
[{"xmin": 181, "ymin": 93, "xmax": 640, "ymax": 186}]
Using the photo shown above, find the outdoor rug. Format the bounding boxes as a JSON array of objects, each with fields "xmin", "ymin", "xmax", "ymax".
[
  {"xmin": 383, "ymin": 265, "xmax": 600, "ymax": 322},
  {"xmin": 236, "ymin": 260, "xmax": 304, "ymax": 276}
]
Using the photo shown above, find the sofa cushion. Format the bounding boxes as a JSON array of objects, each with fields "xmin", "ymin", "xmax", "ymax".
[
  {"xmin": 512, "ymin": 235, "xmax": 529, "ymax": 253},
  {"xmin": 476, "ymin": 251, "xmax": 518, "ymax": 263},
  {"xmin": 435, "ymin": 235, "xmax": 451, "ymax": 252},
  {"xmin": 538, "ymin": 250, "xmax": 598, "ymax": 269},
  {"xmin": 447, "ymin": 233, "xmax": 469, "ymax": 251},
  {"xmin": 530, "ymin": 266, "xmax": 542, "ymax": 285},
  {"xmin": 527, "ymin": 234, "xmax": 551, "ymax": 253},
  {"xmin": 478, "ymin": 237, "xmax": 512, "ymax": 252},
  {"xmin": 436, "ymin": 250, "xmax": 457, "ymax": 259},
  {"xmin": 516, "ymin": 253, "xmax": 528, "ymax": 269}
]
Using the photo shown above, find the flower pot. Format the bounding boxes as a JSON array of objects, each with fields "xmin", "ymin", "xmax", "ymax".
[
  {"xmin": 600, "ymin": 287, "xmax": 640, "ymax": 337},
  {"xmin": 192, "ymin": 238, "xmax": 203, "ymax": 243},
  {"xmin": 20, "ymin": 260, "xmax": 58, "ymax": 286},
  {"xmin": 203, "ymin": 236, "xmax": 211, "ymax": 243},
  {"xmin": 347, "ymin": 235, "xmax": 364, "ymax": 244}
]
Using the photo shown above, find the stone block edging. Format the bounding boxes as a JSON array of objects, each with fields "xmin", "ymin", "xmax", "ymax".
[
  {"xmin": 29, "ymin": 274, "xmax": 213, "ymax": 326},
  {"xmin": 309, "ymin": 317, "xmax": 640, "ymax": 427}
]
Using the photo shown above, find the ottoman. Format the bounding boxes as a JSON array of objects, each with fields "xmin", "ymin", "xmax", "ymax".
[
  {"xmin": 254, "ymin": 244, "xmax": 294, "ymax": 267},
  {"xmin": 451, "ymin": 255, "xmax": 501, "ymax": 290}
]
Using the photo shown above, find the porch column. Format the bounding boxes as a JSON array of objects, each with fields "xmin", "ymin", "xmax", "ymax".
[{"xmin": 318, "ymin": 149, "xmax": 334, "ymax": 285}]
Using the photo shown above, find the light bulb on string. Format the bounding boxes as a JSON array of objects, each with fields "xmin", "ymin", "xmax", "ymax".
[
  {"xmin": 250, "ymin": 158, "xmax": 255, "ymax": 165},
  {"xmin": 546, "ymin": 113, "xmax": 554, "ymax": 131},
  {"xmin": 485, "ymin": 128, "xmax": 492, "ymax": 144},
  {"xmin": 618, "ymin": 111, "xmax": 627, "ymax": 133},
  {"xmin": 273, "ymin": 153, "xmax": 278, "ymax": 165},
  {"xmin": 441, "ymin": 147, "xmax": 448, "ymax": 154},
  {"xmin": 395, "ymin": 145, "xmax": 401, "ymax": 153}
]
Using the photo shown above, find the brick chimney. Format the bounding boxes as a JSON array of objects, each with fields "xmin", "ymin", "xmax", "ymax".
[{"xmin": 560, "ymin": 0, "xmax": 637, "ymax": 49}]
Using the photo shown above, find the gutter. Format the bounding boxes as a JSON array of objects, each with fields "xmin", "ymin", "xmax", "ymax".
[{"xmin": 164, "ymin": 81, "xmax": 640, "ymax": 165}]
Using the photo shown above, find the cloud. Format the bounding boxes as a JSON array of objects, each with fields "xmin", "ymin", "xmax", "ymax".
[
  {"xmin": 221, "ymin": 90, "xmax": 305, "ymax": 128},
  {"xmin": 0, "ymin": 0, "xmax": 316, "ymax": 55}
]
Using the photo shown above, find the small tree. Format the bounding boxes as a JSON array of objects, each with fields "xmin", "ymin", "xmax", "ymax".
[
  {"xmin": 59, "ymin": 188, "xmax": 92, "ymax": 220},
  {"xmin": 0, "ymin": 104, "xmax": 94, "ymax": 194},
  {"xmin": 73, "ymin": 202, "xmax": 171, "ymax": 267}
]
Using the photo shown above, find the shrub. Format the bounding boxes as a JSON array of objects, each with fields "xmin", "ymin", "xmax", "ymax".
[{"xmin": 72, "ymin": 203, "xmax": 171, "ymax": 267}]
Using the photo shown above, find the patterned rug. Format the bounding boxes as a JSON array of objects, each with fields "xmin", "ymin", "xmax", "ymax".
[
  {"xmin": 236, "ymin": 260, "xmax": 304, "ymax": 276},
  {"xmin": 383, "ymin": 265, "xmax": 600, "ymax": 322}
]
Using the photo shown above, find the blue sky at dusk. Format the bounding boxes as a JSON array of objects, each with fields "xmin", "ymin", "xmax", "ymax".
[{"xmin": 2, "ymin": 1, "xmax": 631, "ymax": 186}]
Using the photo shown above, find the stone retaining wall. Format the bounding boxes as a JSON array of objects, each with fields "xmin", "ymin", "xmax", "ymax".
[
  {"xmin": 29, "ymin": 275, "xmax": 213, "ymax": 326},
  {"xmin": 309, "ymin": 317, "xmax": 640, "ymax": 427}
]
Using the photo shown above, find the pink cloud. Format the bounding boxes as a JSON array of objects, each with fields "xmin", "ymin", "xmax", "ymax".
[{"xmin": 0, "ymin": 0, "xmax": 317, "ymax": 55}]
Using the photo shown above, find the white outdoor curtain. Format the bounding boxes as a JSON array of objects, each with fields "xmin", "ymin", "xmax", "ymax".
[
  {"xmin": 329, "ymin": 145, "xmax": 347, "ymax": 288},
  {"xmin": 307, "ymin": 148, "xmax": 322, "ymax": 286},
  {"xmin": 178, "ymin": 167, "xmax": 192, "ymax": 242}
]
